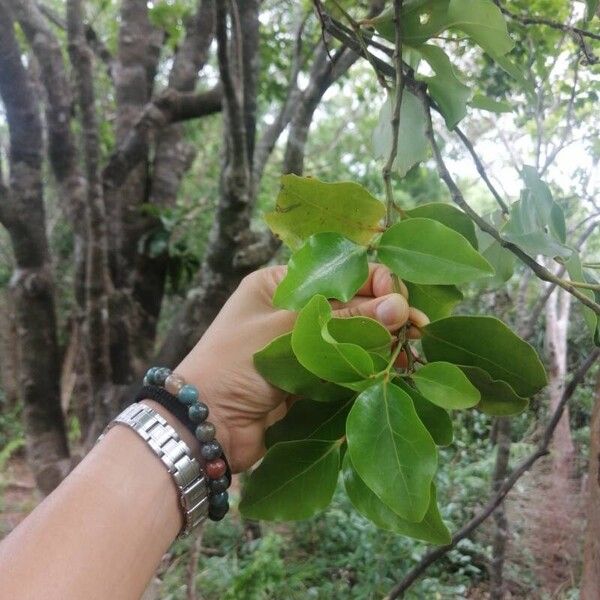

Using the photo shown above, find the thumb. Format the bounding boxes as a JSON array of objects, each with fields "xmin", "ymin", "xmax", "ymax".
[{"xmin": 332, "ymin": 293, "xmax": 409, "ymax": 331}]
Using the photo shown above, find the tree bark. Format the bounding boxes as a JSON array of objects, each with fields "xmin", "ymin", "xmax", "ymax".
[
  {"xmin": 132, "ymin": 0, "xmax": 216, "ymax": 354},
  {"xmin": 581, "ymin": 371, "xmax": 600, "ymax": 599},
  {"xmin": 489, "ymin": 417, "xmax": 511, "ymax": 600},
  {"xmin": 0, "ymin": 1, "xmax": 70, "ymax": 493},
  {"xmin": 67, "ymin": 0, "xmax": 113, "ymax": 438}
]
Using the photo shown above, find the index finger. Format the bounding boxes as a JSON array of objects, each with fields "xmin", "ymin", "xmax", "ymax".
[{"xmin": 356, "ymin": 263, "xmax": 408, "ymax": 299}]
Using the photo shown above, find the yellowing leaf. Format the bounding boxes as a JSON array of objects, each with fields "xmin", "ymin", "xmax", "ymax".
[{"xmin": 265, "ymin": 175, "xmax": 384, "ymax": 250}]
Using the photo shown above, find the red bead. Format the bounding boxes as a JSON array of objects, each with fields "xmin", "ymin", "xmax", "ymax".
[{"xmin": 205, "ymin": 458, "xmax": 226, "ymax": 479}]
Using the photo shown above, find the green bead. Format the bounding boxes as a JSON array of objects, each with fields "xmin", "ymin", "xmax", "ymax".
[
  {"xmin": 195, "ymin": 421, "xmax": 215, "ymax": 442},
  {"xmin": 189, "ymin": 402, "xmax": 209, "ymax": 423},
  {"xmin": 154, "ymin": 367, "xmax": 171, "ymax": 386},
  {"xmin": 178, "ymin": 384, "xmax": 199, "ymax": 405}
]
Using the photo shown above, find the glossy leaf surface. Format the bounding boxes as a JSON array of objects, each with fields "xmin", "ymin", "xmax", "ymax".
[
  {"xmin": 404, "ymin": 281, "xmax": 463, "ymax": 322},
  {"xmin": 461, "ymin": 366, "xmax": 529, "ymax": 416},
  {"xmin": 291, "ymin": 295, "xmax": 377, "ymax": 383},
  {"xmin": 377, "ymin": 218, "xmax": 493, "ymax": 285},
  {"xmin": 343, "ymin": 454, "xmax": 451, "ymax": 545},
  {"xmin": 405, "ymin": 202, "xmax": 478, "ymax": 248},
  {"xmin": 239, "ymin": 439, "xmax": 341, "ymax": 520},
  {"xmin": 346, "ymin": 382, "xmax": 437, "ymax": 522},
  {"xmin": 412, "ymin": 361, "xmax": 480, "ymax": 409},
  {"xmin": 422, "ymin": 316, "xmax": 547, "ymax": 397},
  {"xmin": 273, "ymin": 233, "xmax": 369, "ymax": 310},
  {"xmin": 566, "ymin": 253, "xmax": 599, "ymax": 344},
  {"xmin": 265, "ymin": 397, "xmax": 353, "ymax": 448},
  {"xmin": 398, "ymin": 380, "xmax": 453, "ymax": 446},
  {"xmin": 254, "ymin": 333, "xmax": 350, "ymax": 402},
  {"xmin": 265, "ymin": 175, "xmax": 385, "ymax": 250}
]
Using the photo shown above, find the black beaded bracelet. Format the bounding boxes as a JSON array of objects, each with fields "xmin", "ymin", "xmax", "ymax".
[{"xmin": 138, "ymin": 367, "xmax": 231, "ymax": 521}]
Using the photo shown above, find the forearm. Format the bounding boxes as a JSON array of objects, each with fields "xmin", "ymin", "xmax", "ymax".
[{"xmin": 0, "ymin": 401, "xmax": 194, "ymax": 600}]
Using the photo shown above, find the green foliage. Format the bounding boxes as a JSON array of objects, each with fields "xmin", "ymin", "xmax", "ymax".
[
  {"xmin": 273, "ymin": 233, "xmax": 368, "ymax": 310},
  {"xmin": 405, "ymin": 202, "xmax": 478, "ymax": 248},
  {"xmin": 411, "ymin": 361, "xmax": 480, "ymax": 410},
  {"xmin": 404, "ymin": 282, "xmax": 464, "ymax": 321},
  {"xmin": 346, "ymin": 381, "xmax": 438, "ymax": 522},
  {"xmin": 422, "ymin": 316, "xmax": 547, "ymax": 397},
  {"xmin": 238, "ymin": 439, "xmax": 342, "ymax": 520},
  {"xmin": 343, "ymin": 454, "xmax": 451, "ymax": 545},
  {"xmin": 377, "ymin": 218, "xmax": 493, "ymax": 284}
]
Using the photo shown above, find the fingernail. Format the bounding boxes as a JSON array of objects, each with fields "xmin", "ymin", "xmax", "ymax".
[{"xmin": 375, "ymin": 295, "xmax": 407, "ymax": 328}]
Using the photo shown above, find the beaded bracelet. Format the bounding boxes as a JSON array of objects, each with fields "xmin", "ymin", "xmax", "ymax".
[{"xmin": 143, "ymin": 366, "xmax": 230, "ymax": 522}]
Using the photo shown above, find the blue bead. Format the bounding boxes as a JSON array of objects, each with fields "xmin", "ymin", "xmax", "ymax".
[
  {"xmin": 209, "ymin": 503, "xmax": 228, "ymax": 521},
  {"xmin": 178, "ymin": 384, "xmax": 199, "ymax": 405},
  {"xmin": 200, "ymin": 440, "xmax": 222, "ymax": 461},
  {"xmin": 209, "ymin": 491, "xmax": 229, "ymax": 507},
  {"xmin": 145, "ymin": 367, "xmax": 159, "ymax": 385},
  {"xmin": 154, "ymin": 367, "xmax": 171, "ymax": 386},
  {"xmin": 209, "ymin": 476, "xmax": 229, "ymax": 493},
  {"xmin": 190, "ymin": 403, "xmax": 209, "ymax": 423}
]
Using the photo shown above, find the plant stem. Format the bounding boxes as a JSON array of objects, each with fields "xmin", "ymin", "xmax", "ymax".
[
  {"xmin": 382, "ymin": 0, "xmax": 404, "ymax": 229},
  {"xmin": 565, "ymin": 280, "xmax": 600, "ymax": 291}
]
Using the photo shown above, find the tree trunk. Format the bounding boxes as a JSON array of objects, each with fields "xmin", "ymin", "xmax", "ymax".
[
  {"xmin": 581, "ymin": 372, "xmax": 600, "ymax": 599},
  {"xmin": 0, "ymin": 1, "xmax": 70, "ymax": 493}
]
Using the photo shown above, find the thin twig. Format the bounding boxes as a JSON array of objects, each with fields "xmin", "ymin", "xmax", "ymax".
[
  {"xmin": 454, "ymin": 126, "xmax": 509, "ymax": 215},
  {"xmin": 382, "ymin": 0, "xmax": 404, "ymax": 228},
  {"xmin": 385, "ymin": 349, "xmax": 599, "ymax": 599}
]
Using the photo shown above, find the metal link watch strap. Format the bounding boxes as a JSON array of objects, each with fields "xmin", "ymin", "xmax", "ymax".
[{"xmin": 99, "ymin": 402, "xmax": 208, "ymax": 536}]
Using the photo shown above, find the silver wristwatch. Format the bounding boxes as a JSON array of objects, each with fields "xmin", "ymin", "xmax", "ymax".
[{"xmin": 99, "ymin": 402, "xmax": 208, "ymax": 536}]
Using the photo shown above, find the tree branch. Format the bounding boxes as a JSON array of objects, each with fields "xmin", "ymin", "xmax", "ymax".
[
  {"xmin": 417, "ymin": 86, "xmax": 600, "ymax": 317},
  {"xmin": 102, "ymin": 86, "xmax": 222, "ymax": 191},
  {"xmin": 37, "ymin": 2, "xmax": 115, "ymax": 78},
  {"xmin": 386, "ymin": 349, "xmax": 600, "ymax": 599},
  {"xmin": 497, "ymin": 2, "xmax": 600, "ymax": 43}
]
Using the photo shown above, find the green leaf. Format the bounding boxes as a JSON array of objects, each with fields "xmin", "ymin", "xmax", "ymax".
[
  {"xmin": 521, "ymin": 166, "xmax": 566, "ymax": 242},
  {"xmin": 487, "ymin": 51, "xmax": 533, "ymax": 94},
  {"xmin": 469, "ymin": 94, "xmax": 512, "ymax": 113},
  {"xmin": 405, "ymin": 202, "xmax": 478, "ymax": 248},
  {"xmin": 273, "ymin": 233, "xmax": 369, "ymax": 310},
  {"xmin": 291, "ymin": 295, "xmax": 377, "ymax": 384},
  {"xmin": 477, "ymin": 229, "xmax": 515, "ymax": 287},
  {"xmin": 405, "ymin": 281, "xmax": 463, "ymax": 322},
  {"xmin": 373, "ymin": 0, "xmax": 513, "ymax": 57},
  {"xmin": 412, "ymin": 361, "xmax": 480, "ymax": 409},
  {"xmin": 503, "ymin": 196, "xmax": 571, "ymax": 259},
  {"xmin": 446, "ymin": 0, "xmax": 514, "ymax": 57},
  {"xmin": 343, "ymin": 454, "xmax": 451, "ymax": 545},
  {"xmin": 346, "ymin": 381, "xmax": 438, "ymax": 522},
  {"xmin": 422, "ymin": 316, "xmax": 547, "ymax": 397},
  {"xmin": 265, "ymin": 397, "xmax": 353, "ymax": 448},
  {"xmin": 377, "ymin": 218, "xmax": 494, "ymax": 285},
  {"xmin": 373, "ymin": 90, "xmax": 429, "ymax": 178},
  {"xmin": 416, "ymin": 45, "xmax": 471, "ymax": 129},
  {"xmin": 585, "ymin": 0, "xmax": 599, "ymax": 21},
  {"xmin": 566, "ymin": 253, "xmax": 599, "ymax": 344},
  {"xmin": 328, "ymin": 316, "xmax": 392, "ymax": 357},
  {"xmin": 265, "ymin": 175, "xmax": 385, "ymax": 250},
  {"xmin": 397, "ymin": 379, "xmax": 453, "ymax": 446},
  {"xmin": 461, "ymin": 366, "xmax": 529, "ymax": 416},
  {"xmin": 239, "ymin": 439, "xmax": 341, "ymax": 520},
  {"xmin": 254, "ymin": 333, "xmax": 351, "ymax": 402}
]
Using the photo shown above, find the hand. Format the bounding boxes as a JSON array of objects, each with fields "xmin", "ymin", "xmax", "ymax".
[{"xmin": 176, "ymin": 264, "xmax": 429, "ymax": 472}]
